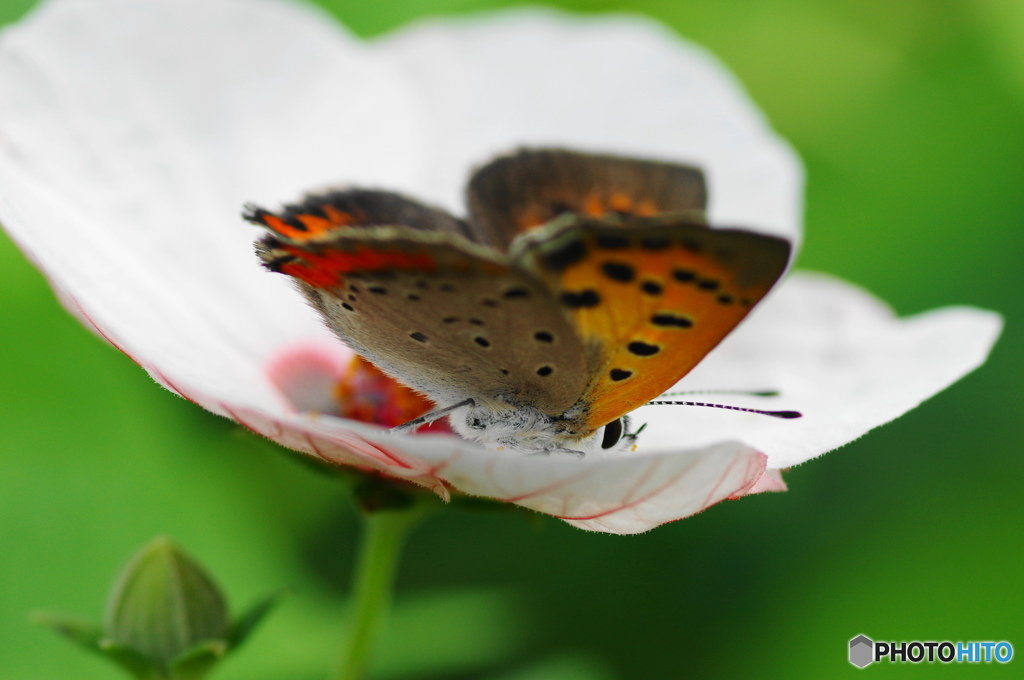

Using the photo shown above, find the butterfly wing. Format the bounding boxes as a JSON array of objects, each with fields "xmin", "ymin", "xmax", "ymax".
[
  {"xmin": 513, "ymin": 214, "xmax": 791, "ymax": 435},
  {"xmin": 253, "ymin": 190, "xmax": 588, "ymax": 413},
  {"xmin": 252, "ymin": 158, "xmax": 788, "ymax": 445},
  {"xmin": 246, "ymin": 188, "xmax": 473, "ymax": 242},
  {"xmin": 466, "ymin": 148, "xmax": 706, "ymax": 249}
]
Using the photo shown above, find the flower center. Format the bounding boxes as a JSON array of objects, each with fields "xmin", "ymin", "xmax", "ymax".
[
  {"xmin": 334, "ymin": 355, "xmax": 437, "ymax": 429},
  {"xmin": 265, "ymin": 342, "xmax": 445, "ymax": 431}
]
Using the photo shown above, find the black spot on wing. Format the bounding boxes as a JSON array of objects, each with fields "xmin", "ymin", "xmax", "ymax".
[
  {"xmin": 560, "ymin": 290, "xmax": 601, "ymax": 308},
  {"xmin": 601, "ymin": 261, "xmax": 636, "ymax": 282},
  {"xmin": 641, "ymin": 280, "xmax": 663, "ymax": 296},
  {"xmin": 262, "ymin": 255, "xmax": 297, "ymax": 273},
  {"xmin": 627, "ymin": 341, "xmax": 661, "ymax": 357},
  {"xmin": 651, "ymin": 313, "xmax": 693, "ymax": 328},
  {"xmin": 502, "ymin": 287, "xmax": 531, "ymax": 299},
  {"xmin": 543, "ymin": 239, "xmax": 587, "ymax": 271}
]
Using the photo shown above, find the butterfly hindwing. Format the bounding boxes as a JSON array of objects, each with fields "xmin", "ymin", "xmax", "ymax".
[
  {"xmin": 255, "ymin": 196, "xmax": 588, "ymax": 414},
  {"xmin": 466, "ymin": 148, "xmax": 707, "ymax": 250},
  {"xmin": 514, "ymin": 214, "xmax": 791, "ymax": 434}
]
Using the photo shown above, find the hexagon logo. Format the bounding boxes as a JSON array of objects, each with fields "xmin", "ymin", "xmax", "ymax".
[{"xmin": 850, "ymin": 635, "xmax": 874, "ymax": 668}]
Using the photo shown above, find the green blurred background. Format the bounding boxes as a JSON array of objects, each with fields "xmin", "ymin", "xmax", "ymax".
[{"xmin": 1, "ymin": 0, "xmax": 1020, "ymax": 678}]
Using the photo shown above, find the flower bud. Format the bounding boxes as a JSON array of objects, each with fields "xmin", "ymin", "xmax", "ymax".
[
  {"xmin": 35, "ymin": 536, "xmax": 283, "ymax": 679},
  {"xmin": 103, "ymin": 537, "xmax": 228, "ymax": 666}
]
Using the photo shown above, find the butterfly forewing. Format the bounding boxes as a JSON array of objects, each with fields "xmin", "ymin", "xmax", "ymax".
[
  {"xmin": 467, "ymin": 149, "xmax": 707, "ymax": 250},
  {"xmin": 514, "ymin": 214, "xmax": 791, "ymax": 434},
  {"xmin": 257, "ymin": 215, "xmax": 588, "ymax": 414}
]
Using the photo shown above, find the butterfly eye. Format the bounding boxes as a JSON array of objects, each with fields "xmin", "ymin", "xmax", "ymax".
[{"xmin": 600, "ymin": 418, "xmax": 624, "ymax": 450}]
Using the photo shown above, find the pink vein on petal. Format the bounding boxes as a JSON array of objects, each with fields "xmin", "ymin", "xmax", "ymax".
[
  {"xmin": 68, "ymin": 294, "xmax": 132, "ymax": 358},
  {"xmin": 555, "ymin": 458, "xmax": 702, "ymax": 521},
  {"xmin": 326, "ymin": 431, "xmax": 400, "ymax": 468},
  {"xmin": 424, "ymin": 451, "xmax": 459, "ymax": 478},
  {"xmin": 361, "ymin": 438, "xmax": 416, "ymax": 469},
  {"xmin": 620, "ymin": 457, "xmax": 665, "ymax": 507},
  {"xmin": 499, "ymin": 463, "xmax": 603, "ymax": 503},
  {"xmin": 222, "ymin": 404, "xmax": 272, "ymax": 438},
  {"xmin": 149, "ymin": 367, "xmax": 205, "ymax": 409},
  {"xmin": 698, "ymin": 453, "xmax": 749, "ymax": 510},
  {"xmin": 303, "ymin": 432, "xmax": 330, "ymax": 461},
  {"xmin": 558, "ymin": 492, "xmax": 578, "ymax": 517},
  {"xmin": 726, "ymin": 454, "xmax": 771, "ymax": 499}
]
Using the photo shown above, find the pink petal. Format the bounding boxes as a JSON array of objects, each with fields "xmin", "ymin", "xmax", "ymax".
[
  {"xmin": 730, "ymin": 468, "xmax": 787, "ymax": 499},
  {"xmin": 265, "ymin": 341, "xmax": 353, "ymax": 415}
]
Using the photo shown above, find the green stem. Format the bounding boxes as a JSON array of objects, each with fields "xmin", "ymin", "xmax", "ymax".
[{"xmin": 334, "ymin": 506, "xmax": 424, "ymax": 680}]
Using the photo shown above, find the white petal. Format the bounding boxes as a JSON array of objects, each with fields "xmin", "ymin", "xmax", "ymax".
[
  {"xmin": 375, "ymin": 9, "xmax": 803, "ymax": 242},
  {"xmin": 300, "ymin": 419, "xmax": 768, "ymax": 535},
  {"xmin": 635, "ymin": 272, "xmax": 1002, "ymax": 469},
  {"xmin": 0, "ymin": 1, "xmax": 774, "ymax": 535},
  {"xmin": 0, "ymin": 0, "xmax": 422, "ymax": 413},
  {"xmin": 123, "ymin": 360, "xmax": 765, "ymax": 534}
]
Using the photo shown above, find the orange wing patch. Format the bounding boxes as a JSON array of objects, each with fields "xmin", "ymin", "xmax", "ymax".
[
  {"xmin": 257, "ymin": 224, "xmax": 506, "ymax": 292},
  {"xmin": 516, "ymin": 216, "xmax": 791, "ymax": 434},
  {"xmin": 251, "ymin": 190, "xmax": 476, "ymax": 287},
  {"xmin": 515, "ymin": 190, "xmax": 663, "ymax": 233},
  {"xmin": 246, "ymin": 188, "xmax": 470, "ymax": 243},
  {"xmin": 246, "ymin": 202, "xmax": 362, "ymax": 241},
  {"xmin": 272, "ymin": 244, "xmax": 439, "ymax": 289}
]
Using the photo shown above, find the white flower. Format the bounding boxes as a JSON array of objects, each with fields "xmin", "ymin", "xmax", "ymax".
[{"xmin": 0, "ymin": 0, "xmax": 1001, "ymax": 534}]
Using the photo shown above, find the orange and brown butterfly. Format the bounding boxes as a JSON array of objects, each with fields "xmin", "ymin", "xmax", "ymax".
[{"xmin": 249, "ymin": 149, "xmax": 792, "ymax": 455}]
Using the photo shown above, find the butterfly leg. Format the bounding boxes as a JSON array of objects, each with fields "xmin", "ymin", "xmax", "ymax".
[{"xmin": 388, "ymin": 398, "xmax": 475, "ymax": 435}]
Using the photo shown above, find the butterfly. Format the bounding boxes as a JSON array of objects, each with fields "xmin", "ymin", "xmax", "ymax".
[{"xmin": 249, "ymin": 149, "xmax": 792, "ymax": 455}]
